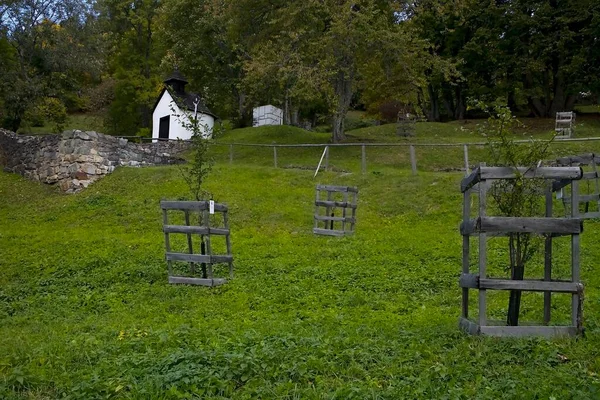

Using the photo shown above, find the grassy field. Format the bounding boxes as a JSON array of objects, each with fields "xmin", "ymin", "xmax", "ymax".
[{"xmin": 2, "ymin": 121, "xmax": 600, "ymax": 398}]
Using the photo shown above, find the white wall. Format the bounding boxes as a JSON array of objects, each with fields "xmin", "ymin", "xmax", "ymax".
[
  {"xmin": 253, "ymin": 105, "xmax": 283, "ymax": 127},
  {"xmin": 152, "ymin": 90, "xmax": 215, "ymax": 141}
]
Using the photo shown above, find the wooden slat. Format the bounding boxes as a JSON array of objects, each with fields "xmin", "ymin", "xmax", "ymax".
[
  {"xmin": 313, "ymin": 228, "xmax": 347, "ymax": 237},
  {"xmin": 168, "ymin": 276, "xmax": 226, "ymax": 286},
  {"xmin": 316, "ymin": 185, "xmax": 359, "ymax": 193},
  {"xmin": 461, "ymin": 217, "xmax": 582, "ymax": 235},
  {"xmin": 462, "ymin": 167, "xmax": 583, "ymax": 192},
  {"xmin": 458, "ymin": 317, "xmax": 480, "ymax": 335},
  {"xmin": 166, "ymin": 252, "xmax": 211, "ymax": 263},
  {"xmin": 166, "ymin": 252, "xmax": 234, "ymax": 264},
  {"xmin": 561, "ymin": 194, "xmax": 600, "ymax": 203},
  {"xmin": 160, "ymin": 201, "xmax": 228, "ymax": 212},
  {"xmin": 315, "ymin": 200, "xmax": 357, "ymax": 209},
  {"xmin": 583, "ymin": 171, "xmax": 599, "ymax": 179},
  {"xmin": 479, "ymin": 279, "xmax": 582, "ymax": 293},
  {"xmin": 480, "ymin": 166, "xmax": 583, "ymax": 180},
  {"xmin": 163, "ymin": 225, "xmax": 229, "ymax": 235},
  {"xmin": 479, "ymin": 325, "xmax": 577, "ymax": 338},
  {"xmin": 459, "ymin": 273, "xmax": 479, "ymax": 289},
  {"xmin": 314, "ymin": 215, "xmax": 356, "ymax": 223}
]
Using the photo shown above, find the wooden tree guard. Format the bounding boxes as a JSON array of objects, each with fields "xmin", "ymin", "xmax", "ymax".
[
  {"xmin": 396, "ymin": 112, "xmax": 417, "ymax": 137},
  {"xmin": 313, "ymin": 185, "xmax": 358, "ymax": 236},
  {"xmin": 555, "ymin": 111, "xmax": 576, "ymax": 138},
  {"xmin": 459, "ymin": 166, "xmax": 584, "ymax": 337},
  {"xmin": 160, "ymin": 200, "xmax": 233, "ymax": 286},
  {"xmin": 555, "ymin": 153, "xmax": 600, "ymax": 219}
]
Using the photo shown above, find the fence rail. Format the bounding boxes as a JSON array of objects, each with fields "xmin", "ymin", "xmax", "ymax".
[{"xmin": 115, "ymin": 135, "xmax": 600, "ymax": 175}]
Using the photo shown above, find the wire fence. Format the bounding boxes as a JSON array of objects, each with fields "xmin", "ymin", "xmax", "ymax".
[{"xmin": 116, "ymin": 135, "xmax": 600, "ymax": 175}]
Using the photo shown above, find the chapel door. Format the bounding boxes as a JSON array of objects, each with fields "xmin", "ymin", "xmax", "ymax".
[{"xmin": 159, "ymin": 116, "xmax": 170, "ymax": 140}]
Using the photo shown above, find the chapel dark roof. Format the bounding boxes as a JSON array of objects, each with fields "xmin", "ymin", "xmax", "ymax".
[
  {"xmin": 169, "ymin": 89, "xmax": 216, "ymax": 118},
  {"xmin": 164, "ymin": 68, "xmax": 188, "ymax": 85}
]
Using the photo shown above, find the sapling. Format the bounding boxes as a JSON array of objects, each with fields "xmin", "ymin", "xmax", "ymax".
[
  {"xmin": 477, "ymin": 101, "xmax": 556, "ymax": 326},
  {"xmin": 170, "ymin": 97, "xmax": 223, "ymax": 278}
]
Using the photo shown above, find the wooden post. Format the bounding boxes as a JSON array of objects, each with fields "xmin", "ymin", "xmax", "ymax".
[
  {"xmin": 184, "ymin": 210, "xmax": 195, "ymax": 274},
  {"xmin": 462, "ymin": 189, "xmax": 471, "ymax": 319},
  {"xmin": 478, "ymin": 163, "xmax": 487, "ymax": 326},
  {"xmin": 463, "ymin": 145, "xmax": 469, "ymax": 175},
  {"xmin": 361, "ymin": 145, "xmax": 366, "ymax": 174},
  {"xmin": 223, "ymin": 210, "xmax": 233, "ymax": 279},
  {"xmin": 571, "ymin": 180, "xmax": 581, "ymax": 329},
  {"xmin": 162, "ymin": 209, "xmax": 172, "ymax": 276},
  {"xmin": 203, "ymin": 209, "xmax": 213, "ymax": 279},
  {"xmin": 410, "ymin": 145, "xmax": 417, "ymax": 175},
  {"xmin": 229, "ymin": 144, "xmax": 233, "ymax": 164},
  {"xmin": 544, "ymin": 184, "xmax": 553, "ymax": 324},
  {"xmin": 324, "ymin": 146, "xmax": 329, "ymax": 170},
  {"xmin": 273, "ymin": 146, "xmax": 278, "ymax": 168}
]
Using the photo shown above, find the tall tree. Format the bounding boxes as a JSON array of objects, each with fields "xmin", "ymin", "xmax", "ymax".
[
  {"xmin": 99, "ymin": 0, "xmax": 163, "ymax": 135},
  {"xmin": 0, "ymin": 0, "xmax": 98, "ymax": 131}
]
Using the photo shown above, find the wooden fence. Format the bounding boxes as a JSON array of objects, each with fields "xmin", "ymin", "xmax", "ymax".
[{"xmin": 116, "ymin": 135, "xmax": 600, "ymax": 175}]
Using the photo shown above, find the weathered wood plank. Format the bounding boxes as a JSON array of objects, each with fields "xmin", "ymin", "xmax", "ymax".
[
  {"xmin": 161, "ymin": 201, "xmax": 228, "ymax": 212},
  {"xmin": 461, "ymin": 217, "xmax": 583, "ymax": 235},
  {"xmin": 479, "ymin": 279, "xmax": 582, "ymax": 293},
  {"xmin": 313, "ymin": 228, "xmax": 347, "ymax": 237},
  {"xmin": 314, "ymin": 215, "xmax": 356, "ymax": 223},
  {"xmin": 459, "ymin": 273, "xmax": 479, "ymax": 289},
  {"xmin": 316, "ymin": 185, "xmax": 359, "ymax": 193},
  {"xmin": 561, "ymin": 193, "xmax": 600, "ymax": 203},
  {"xmin": 166, "ymin": 252, "xmax": 234, "ymax": 264},
  {"xmin": 315, "ymin": 200, "xmax": 358, "ymax": 209},
  {"xmin": 458, "ymin": 317, "xmax": 480, "ymax": 335},
  {"xmin": 168, "ymin": 276, "xmax": 227, "ymax": 286},
  {"xmin": 163, "ymin": 225, "xmax": 230, "ymax": 235},
  {"xmin": 463, "ymin": 167, "xmax": 583, "ymax": 192},
  {"xmin": 479, "ymin": 325, "xmax": 577, "ymax": 337}
]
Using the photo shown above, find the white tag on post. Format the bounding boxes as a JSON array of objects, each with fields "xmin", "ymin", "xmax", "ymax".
[{"xmin": 209, "ymin": 200, "xmax": 215, "ymax": 214}]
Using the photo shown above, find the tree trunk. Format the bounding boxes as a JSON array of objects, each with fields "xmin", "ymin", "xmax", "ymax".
[
  {"xmin": 507, "ymin": 264, "xmax": 525, "ymax": 326},
  {"xmin": 427, "ymin": 83, "xmax": 440, "ymax": 122},
  {"xmin": 331, "ymin": 71, "xmax": 352, "ymax": 142}
]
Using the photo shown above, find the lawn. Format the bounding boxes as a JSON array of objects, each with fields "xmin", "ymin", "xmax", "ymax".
[{"xmin": 1, "ymin": 123, "xmax": 600, "ymax": 399}]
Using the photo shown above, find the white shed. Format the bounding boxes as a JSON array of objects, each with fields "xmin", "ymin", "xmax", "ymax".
[
  {"xmin": 253, "ymin": 105, "xmax": 283, "ymax": 127},
  {"xmin": 152, "ymin": 69, "xmax": 217, "ymax": 141}
]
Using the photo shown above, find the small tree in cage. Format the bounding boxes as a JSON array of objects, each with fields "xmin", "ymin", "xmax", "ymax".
[{"xmin": 476, "ymin": 100, "xmax": 557, "ymax": 326}]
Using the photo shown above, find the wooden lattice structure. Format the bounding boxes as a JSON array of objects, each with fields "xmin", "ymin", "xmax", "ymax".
[
  {"xmin": 396, "ymin": 112, "xmax": 416, "ymax": 137},
  {"xmin": 459, "ymin": 166, "xmax": 584, "ymax": 337},
  {"xmin": 161, "ymin": 200, "xmax": 233, "ymax": 286},
  {"xmin": 555, "ymin": 153, "xmax": 600, "ymax": 219},
  {"xmin": 313, "ymin": 185, "xmax": 358, "ymax": 236},
  {"xmin": 555, "ymin": 111, "xmax": 576, "ymax": 138}
]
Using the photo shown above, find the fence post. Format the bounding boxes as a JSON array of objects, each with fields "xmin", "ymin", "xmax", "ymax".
[
  {"xmin": 410, "ymin": 145, "xmax": 417, "ymax": 175},
  {"xmin": 229, "ymin": 144, "xmax": 233, "ymax": 164},
  {"xmin": 463, "ymin": 144, "xmax": 469, "ymax": 175},
  {"xmin": 324, "ymin": 146, "xmax": 329, "ymax": 170},
  {"xmin": 361, "ymin": 145, "xmax": 366, "ymax": 174},
  {"xmin": 273, "ymin": 146, "xmax": 278, "ymax": 168}
]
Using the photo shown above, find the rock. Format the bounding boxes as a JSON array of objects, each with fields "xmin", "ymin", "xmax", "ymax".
[
  {"xmin": 72, "ymin": 179, "xmax": 80, "ymax": 186},
  {"xmin": 118, "ymin": 138, "xmax": 128, "ymax": 147},
  {"xmin": 74, "ymin": 171, "xmax": 88, "ymax": 180},
  {"xmin": 81, "ymin": 163, "xmax": 96, "ymax": 175},
  {"xmin": 75, "ymin": 131, "xmax": 91, "ymax": 141},
  {"xmin": 80, "ymin": 180, "xmax": 91, "ymax": 188}
]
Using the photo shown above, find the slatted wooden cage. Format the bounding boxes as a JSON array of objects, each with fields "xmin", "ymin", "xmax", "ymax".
[
  {"xmin": 313, "ymin": 185, "xmax": 358, "ymax": 236},
  {"xmin": 160, "ymin": 200, "xmax": 233, "ymax": 286},
  {"xmin": 555, "ymin": 111, "xmax": 576, "ymax": 138},
  {"xmin": 459, "ymin": 166, "xmax": 584, "ymax": 337}
]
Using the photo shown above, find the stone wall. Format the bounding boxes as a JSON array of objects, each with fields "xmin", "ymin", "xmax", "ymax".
[{"xmin": 0, "ymin": 129, "xmax": 189, "ymax": 193}]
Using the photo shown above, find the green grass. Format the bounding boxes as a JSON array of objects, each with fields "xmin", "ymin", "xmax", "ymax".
[{"xmin": 2, "ymin": 121, "xmax": 600, "ymax": 398}]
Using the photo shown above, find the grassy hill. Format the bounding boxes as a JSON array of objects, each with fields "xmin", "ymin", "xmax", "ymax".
[{"xmin": 1, "ymin": 122, "xmax": 600, "ymax": 398}]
